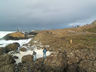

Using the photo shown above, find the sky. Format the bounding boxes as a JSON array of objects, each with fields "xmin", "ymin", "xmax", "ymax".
[{"xmin": 0, "ymin": 0, "xmax": 96, "ymax": 31}]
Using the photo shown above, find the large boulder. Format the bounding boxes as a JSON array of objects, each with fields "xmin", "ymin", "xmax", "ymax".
[
  {"xmin": 4, "ymin": 32, "xmax": 26, "ymax": 40},
  {"xmin": 20, "ymin": 48, "xmax": 27, "ymax": 52},
  {"xmin": 0, "ymin": 54, "xmax": 15, "ymax": 65},
  {"xmin": 19, "ymin": 52, "xmax": 67, "ymax": 72},
  {"xmin": 0, "ymin": 54, "xmax": 15, "ymax": 72},
  {"xmin": 22, "ymin": 55, "xmax": 33, "ymax": 63},
  {"xmin": 5, "ymin": 43, "xmax": 20, "ymax": 53},
  {"xmin": 44, "ymin": 52, "xmax": 67, "ymax": 70}
]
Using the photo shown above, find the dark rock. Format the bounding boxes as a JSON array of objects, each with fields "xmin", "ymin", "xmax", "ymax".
[
  {"xmin": 22, "ymin": 55, "xmax": 33, "ymax": 63},
  {"xmin": 28, "ymin": 32, "xmax": 38, "ymax": 35},
  {"xmin": 0, "ymin": 54, "xmax": 15, "ymax": 66},
  {"xmin": 13, "ymin": 56, "xmax": 18, "ymax": 59},
  {"xmin": 0, "ymin": 64, "xmax": 14, "ymax": 72},
  {"xmin": 44, "ymin": 52, "xmax": 67, "ymax": 70},
  {"xmin": 20, "ymin": 48, "xmax": 27, "ymax": 52},
  {"xmin": 0, "ymin": 48, "xmax": 4, "ymax": 55},
  {"xmin": 5, "ymin": 43, "xmax": 20, "ymax": 53},
  {"xmin": 14, "ymin": 42, "xmax": 20, "ymax": 47},
  {"xmin": 0, "ymin": 54, "xmax": 15, "ymax": 72}
]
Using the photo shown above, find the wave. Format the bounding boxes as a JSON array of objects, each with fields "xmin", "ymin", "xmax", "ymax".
[
  {"xmin": 0, "ymin": 31, "xmax": 32, "ymax": 47},
  {"xmin": 0, "ymin": 31, "xmax": 15, "ymax": 39}
]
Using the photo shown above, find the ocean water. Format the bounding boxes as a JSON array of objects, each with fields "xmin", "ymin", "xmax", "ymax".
[
  {"xmin": 0, "ymin": 31, "xmax": 32, "ymax": 47},
  {"xmin": 0, "ymin": 31, "xmax": 52, "ymax": 64}
]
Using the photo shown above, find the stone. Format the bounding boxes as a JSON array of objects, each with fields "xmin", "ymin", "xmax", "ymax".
[
  {"xmin": 5, "ymin": 43, "xmax": 20, "ymax": 53},
  {"xmin": 22, "ymin": 55, "xmax": 33, "ymax": 63},
  {"xmin": 4, "ymin": 32, "xmax": 26, "ymax": 40},
  {"xmin": 20, "ymin": 48, "xmax": 27, "ymax": 52},
  {"xmin": 0, "ymin": 48, "xmax": 4, "ymax": 55},
  {"xmin": 0, "ymin": 54, "xmax": 15, "ymax": 72}
]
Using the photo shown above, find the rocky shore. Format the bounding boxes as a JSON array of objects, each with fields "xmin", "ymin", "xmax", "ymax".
[{"xmin": 0, "ymin": 21, "xmax": 96, "ymax": 72}]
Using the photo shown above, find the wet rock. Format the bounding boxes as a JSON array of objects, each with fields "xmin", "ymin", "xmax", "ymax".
[
  {"xmin": 0, "ymin": 48, "xmax": 4, "ymax": 55},
  {"xmin": 13, "ymin": 56, "xmax": 18, "ymax": 59},
  {"xmin": 0, "ymin": 54, "xmax": 15, "ymax": 66},
  {"xmin": 22, "ymin": 55, "xmax": 33, "ymax": 63},
  {"xmin": 5, "ymin": 43, "xmax": 20, "ymax": 53},
  {"xmin": 28, "ymin": 32, "xmax": 38, "ymax": 35},
  {"xmin": 44, "ymin": 52, "xmax": 67, "ymax": 69},
  {"xmin": 0, "ymin": 64, "xmax": 14, "ymax": 72},
  {"xmin": 0, "ymin": 54, "xmax": 15, "ymax": 72},
  {"xmin": 4, "ymin": 32, "xmax": 26, "ymax": 40},
  {"xmin": 20, "ymin": 48, "xmax": 27, "ymax": 52}
]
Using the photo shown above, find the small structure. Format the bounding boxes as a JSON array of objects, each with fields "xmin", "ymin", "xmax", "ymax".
[{"xmin": 70, "ymin": 39, "xmax": 72, "ymax": 44}]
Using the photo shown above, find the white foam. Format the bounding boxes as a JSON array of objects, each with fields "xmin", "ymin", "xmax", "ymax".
[
  {"xmin": 0, "ymin": 38, "xmax": 32, "ymax": 47},
  {"xmin": 0, "ymin": 31, "xmax": 32, "ymax": 47},
  {"xmin": 0, "ymin": 31, "xmax": 15, "ymax": 39},
  {"xmin": 0, "ymin": 31, "xmax": 52, "ymax": 64},
  {"xmin": 13, "ymin": 49, "xmax": 51, "ymax": 64}
]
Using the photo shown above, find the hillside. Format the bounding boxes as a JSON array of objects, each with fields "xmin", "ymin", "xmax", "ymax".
[
  {"xmin": 0, "ymin": 21, "xmax": 96, "ymax": 72},
  {"xmin": 28, "ymin": 21, "xmax": 96, "ymax": 72}
]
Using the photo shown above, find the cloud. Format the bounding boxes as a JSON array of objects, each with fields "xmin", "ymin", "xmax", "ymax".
[{"xmin": 0, "ymin": 0, "xmax": 96, "ymax": 30}]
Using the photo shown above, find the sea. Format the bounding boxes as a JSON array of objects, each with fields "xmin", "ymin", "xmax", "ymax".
[{"xmin": 0, "ymin": 31, "xmax": 31, "ymax": 47}]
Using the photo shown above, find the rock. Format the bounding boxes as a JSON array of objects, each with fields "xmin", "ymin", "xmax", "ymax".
[
  {"xmin": 0, "ymin": 54, "xmax": 15, "ymax": 65},
  {"xmin": 0, "ymin": 54, "xmax": 15, "ymax": 72},
  {"xmin": 14, "ymin": 42, "xmax": 20, "ymax": 47},
  {"xmin": 20, "ymin": 48, "xmax": 27, "ymax": 52},
  {"xmin": 0, "ymin": 48, "xmax": 4, "ymax": 55},
  {"xmin": 28, "ymin": 32, "xmax": 38, "ymax": 35},
  {"xmin": 44, "ymin": 52, "xmax": 67, "ymax": 68},
  {"xmin": 42, "ymin": 52, "xmax": 67, "ymax": 72},
  {"xmin": 4, "ymin": 32, "xmax": 26, "ymax": 40},
  {"xmin": 5, "ymin": 43, "xmax": 20, "ymax": 53},
  {"xmin": 22, "ymin": 55, "xmax": 33, "ymax": 63},
  {"xmin": 0, "ymin": 64, "xmax": 14, "ymax": 72},
  {"xmin": 65, "ymin": 63, "xmax": 87, "ymax": 72},
  {"xmin": 13, "ymin": 56, "xmax": 18, "ymax": 59},
  {"xmin": 19, "ymin": 52, "xmax": 67, "ymax": 72}
]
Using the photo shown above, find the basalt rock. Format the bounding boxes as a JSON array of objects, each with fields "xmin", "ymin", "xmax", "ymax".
[
  {"xmin": 0, "ymin": 47, "xmax": 4, "ymax": 55},
  {"xmin": 20, "ymin": 48, "xmax": 27, "ymax": 52},
  {"xmin": 5, "ymin": 43, "xmax": 20, "ymax": 53},
  {"xmin": 22, "ymin": 55, "xmax": 33, "ymax": 63},
  {"xmin": 0, "ymin": 54, "xmax": 15, "ymax": 72}
]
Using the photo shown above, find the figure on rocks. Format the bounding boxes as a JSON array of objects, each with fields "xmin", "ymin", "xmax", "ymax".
[
  {"xmin": 33, "ymin": 51, "xmax": 37, "ymax": 62},
  {"xmin": 43, "ymin": 48, "xmax": 47, "ymax": 59}
]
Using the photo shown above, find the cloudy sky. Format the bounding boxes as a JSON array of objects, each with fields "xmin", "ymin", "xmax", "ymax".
[{"xmin": 0, "ymin": 0, "xmax": 96, "ymax": 31}]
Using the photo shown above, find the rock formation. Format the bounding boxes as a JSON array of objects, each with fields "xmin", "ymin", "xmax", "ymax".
[
  {"xmin": 4, "ymin": 32, "xmax": 26, "ymax": 40},
  {"xmin": 5, "ymin": 42, "xmax": 20, "ymax": 53}
]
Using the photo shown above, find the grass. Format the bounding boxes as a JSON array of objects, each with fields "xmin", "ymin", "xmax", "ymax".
[{"xmin": 29, "ymin": 21, "xmax": 96, "ymax": 52}]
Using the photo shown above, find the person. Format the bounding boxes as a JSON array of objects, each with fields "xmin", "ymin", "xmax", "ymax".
[
  {"xmin": 33, "ymin": 51, "xmax": 37, "ymax": 62},
  {"xmin": 43, "ymin": 48, "xmax": 47, "ymax": 59}
]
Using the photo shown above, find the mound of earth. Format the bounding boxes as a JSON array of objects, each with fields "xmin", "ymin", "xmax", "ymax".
[{"xmin": 4, "ymin": 32, "xmax": 26, "ymax": 40}]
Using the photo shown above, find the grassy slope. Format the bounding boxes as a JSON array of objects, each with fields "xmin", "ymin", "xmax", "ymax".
[{"xmin": 30, "ymin": 21, "xmax": 96, "ymax": 52}]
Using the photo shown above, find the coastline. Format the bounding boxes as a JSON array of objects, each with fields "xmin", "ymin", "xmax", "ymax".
[{"xmin": 0, "ymin": 21, "xmax": 96, "ymax": 72}]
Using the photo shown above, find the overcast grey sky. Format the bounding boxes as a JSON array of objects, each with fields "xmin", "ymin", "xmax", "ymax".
[{"xmin": 0, "ymin": 0, "xmax": 96, "ymax": 31}]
